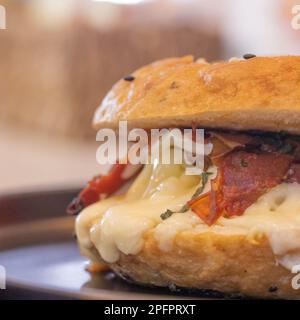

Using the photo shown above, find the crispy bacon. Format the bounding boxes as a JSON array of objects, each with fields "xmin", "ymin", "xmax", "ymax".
[
  {"xmin": 206, "ymin": 132, "xmax": 253, "ymax": 164},
  {"xmin": 220, "ymin": 151, "xmax": 293, "ymax": 216},
  {"xmin": 188, "ymin": 173, "xmax": 223, "ymax": 225},
  {"xmin": 208, "ymin": 137, "xmax": 232, "ymax": 162},
  {"xmin": 69, "ymin": 129, "xmax": 300, "ymax": 225},
  {"xmin": 188, "ymin": 150, "xmax": 293, "ymax": 224}
]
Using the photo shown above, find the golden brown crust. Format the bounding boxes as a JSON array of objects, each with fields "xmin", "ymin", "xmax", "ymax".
[
  {"xmin": 90, "ymin": 55, "xmax": 300, "ymax": 299},
  {"xmin": 93, "ymin": 56, "xmax": 300, "ymax": 134},
  {"xmin": 107, "ymin": 230, "xmax": 299, "ymax": 299}
]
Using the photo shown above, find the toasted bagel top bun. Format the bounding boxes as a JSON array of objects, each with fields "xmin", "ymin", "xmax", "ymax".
[{"xmin": 93, "ymin": 55, "xmax": 300, "ymax": 134}]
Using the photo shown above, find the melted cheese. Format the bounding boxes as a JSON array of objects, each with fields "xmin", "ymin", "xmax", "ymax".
[
  {"xmin": 76, "ymin": 161, "xmax": 300, "ymax": 270},
  {"xmin": 76, "ymin": 161, "xmax": 204, "ymax": 263}
]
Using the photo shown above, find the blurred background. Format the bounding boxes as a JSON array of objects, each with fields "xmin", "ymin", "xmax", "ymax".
[{"xmin": 0, "ymin": 0, "xmax": 300, "ymax": 192}]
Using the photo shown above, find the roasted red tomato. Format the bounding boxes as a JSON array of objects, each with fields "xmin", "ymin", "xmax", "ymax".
[{"xmin": 67, "ymin": 163, "xmax": 142, "ymax": 215}]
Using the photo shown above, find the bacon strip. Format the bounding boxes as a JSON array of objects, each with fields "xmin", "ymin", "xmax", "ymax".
[
  {"xmin": 68, "ymin": 130, "xmax": 300, "ymax": 223},
  {"xmin": 220, "ymin": 151, "xmax": 293, "ymax": 216},
  {"xmin": 188, "ymin": 173, "xmax": 223, "ymax": 225},
  {"xmin": 189, "ymin": 151, "xmax": 293, "ymax": 224}
]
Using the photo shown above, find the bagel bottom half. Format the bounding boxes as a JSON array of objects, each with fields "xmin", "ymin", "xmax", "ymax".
[
  {"xmin": 76, "ymin": 162, "xmax": 300, "ymax": 299},
  {"xmin": 103, "ymin": 230, "xmax": 298, "ymax": 299}
]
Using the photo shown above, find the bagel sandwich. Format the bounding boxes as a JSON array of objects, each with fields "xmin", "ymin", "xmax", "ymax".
[{"xmin": 68, "ymin": 55, "xmax": 300, "ymax": 299}]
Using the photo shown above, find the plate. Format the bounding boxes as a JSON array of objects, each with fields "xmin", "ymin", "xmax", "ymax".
[{"xmin": 0, "ymin": 189, "xmax": 220, "ymax": 300}]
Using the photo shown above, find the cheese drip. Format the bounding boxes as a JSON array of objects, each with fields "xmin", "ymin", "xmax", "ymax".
[
  {"xmin": 76, "ymin": 160, "xmax": 204, "ymax": 263},
  {"xmin": 76, "ymin": 162, "xmax": 300, "ymax": 270}
]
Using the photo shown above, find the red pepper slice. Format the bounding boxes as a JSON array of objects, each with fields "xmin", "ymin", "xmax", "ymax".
[{"xmin": 67, "ymin": 163, "xmax": 142, "ymax": 215}]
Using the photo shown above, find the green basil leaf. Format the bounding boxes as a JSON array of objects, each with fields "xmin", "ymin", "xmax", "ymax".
[{"xmin": 160, "ymin": 171, "xmax": 213, "ymax": 219}]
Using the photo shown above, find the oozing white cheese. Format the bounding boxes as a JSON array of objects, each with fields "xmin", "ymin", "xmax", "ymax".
[
  {"xmin": 220, "ymin": 183, "xmax": 300, "ymax": 269},
  {"xmin": 76, "ymin": 161, "xmax": 300, "ymax": 270},
  {"xmin": 76, "ymin": 161, "xmax": 204, "ymax": 263}
]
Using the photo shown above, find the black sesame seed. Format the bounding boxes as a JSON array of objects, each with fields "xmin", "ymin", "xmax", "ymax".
[
  {"xmin": 243, "ymin": 53, "xmax": 256, "ymax": 60},
  {"xmin": 268, "ymin": 286, "xmax": 278, "ymax": 293},
  {"xmin": 123, "ymin": 75, "xmax": 135, "ymax": 82}
]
